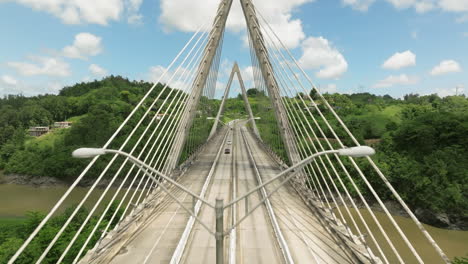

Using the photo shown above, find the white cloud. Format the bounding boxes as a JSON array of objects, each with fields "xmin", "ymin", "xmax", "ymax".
[
  {"xmin": 342, "ymin": 0, "xmax": 376, "ymax": 11},
  {"xmin": 147, "ymin": 65, "xmax": 192, "ymax": 89},
  {"xmin": 62, "ymin": 33, "xmax": 103, "ymax": 60},
  {"xmin": 348, "ymin": 0, "xmax": 468, "ymax": 15},
  {"xmin": 373, "ymin": 74, "xmax": 419, "ymax": 88},
  {"xmin": 382, "ymin": 50, "xmax": 416, "ymax": 70},
  {"xmin": 7, "ymin": 56, "xmax": 71, "ymax": 77},
  {"xmin": 128, "ymin": 14, "xmax": 143, "ymax": 25},
  {"xmin": 435, "ymin": 85, "xmax": 465, "ymax": 97},
  {"xmin": 298, "ymin": 36, "xmax": 348, "ymax": 79},
  {"xmin": 386, "ymin": 0, "xmax": 417, "ymax": 9},
  {"xmin": 126, "ymin": 0, "xmax": 143, "ymax": 24},
  {"xmin": 240, "ymin": 66, "xmax": 256, "ymax": 88},
  {"xmin": 438, "ymin": 0, "xmax": 468, "ymax": 12},
  {"xmin": 1, "ymin": 75, "xmax": 18, "ymax": 86},
  {"xmin": 159, "ymin": 0, "xmax": 312, "ymax": 49},
  {"xmin": 385, "ymin": 0, "xmax": 435, "ymax": 12},
  {"xmin": 89, "ymin": 64, "xmax": 108, "ymax": 76},
  {"xmin": 0, "ymin": 77, "xmax": 65, "ymax": 96},
  {"xmin": 320, "ymin": 83, "xmax": 338, "ymax": 93},
  {"xmin": 1, "ymin": 0, "xmax": 143, "ymax": 25},
  {"xmin": 430, "ymin": 60, "xmax": 462, "ymax": 75}
]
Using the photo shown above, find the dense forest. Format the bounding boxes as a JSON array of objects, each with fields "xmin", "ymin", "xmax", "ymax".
[
  {"xmin": 0, "ymin": 76, "xmax": 467, "ymax": 262},
  {"xmin": 0, "ymin": 76, "xmax": 167, "ymax": 181},
  {"xmin": 0, "ymin": 76, "xmax": 466, "ymax": 231},
  {"xmin": 223, "ymin": 89, "xmax": 468, "ymax": 230}
]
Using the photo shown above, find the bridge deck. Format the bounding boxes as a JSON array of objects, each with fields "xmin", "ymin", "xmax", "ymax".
[
  {"xmin": 87, "ymin": 123, "xmax": 358, "ymax": 263},
  {"xmin": 242, "ymin": 127, "xmax": 356, "ymax": 263}
]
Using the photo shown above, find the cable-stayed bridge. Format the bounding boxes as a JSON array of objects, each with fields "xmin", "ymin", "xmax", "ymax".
[{"xmin": 8, "ymin": 0, "xmax": 450, "ymax": 263}]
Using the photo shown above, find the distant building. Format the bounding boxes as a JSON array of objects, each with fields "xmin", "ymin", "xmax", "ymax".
[
  {"xmin": 29, "ymin": 127, "xmax": 49, "ymax": 137},
  {"xmin": 156, "ymin": 113, "xmax": 166, "ymax": 120},
  {"xmin": 54, "ymin": 121, "xmax": 73, "ymax": 128}
]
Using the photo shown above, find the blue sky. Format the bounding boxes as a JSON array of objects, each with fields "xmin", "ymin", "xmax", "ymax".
[{"xmin": 0, "ymin": 0, "xmax": 467, "ymax": 98}]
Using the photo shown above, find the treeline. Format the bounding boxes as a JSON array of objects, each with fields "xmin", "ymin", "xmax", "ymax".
[
  {"xmin": 0, "ymin": 79, "xmax": 466, "ymax": 229},
  {"xmin": 239, "ymin": 89, "xmax": 468, "ymax": 229},
  {"xmin": 0, "ymin": 203, "xmax": 122, "ymax": 263},
  {"xmin": 0, "ymin": 76, "xmax": 168, "ymax": 181}
]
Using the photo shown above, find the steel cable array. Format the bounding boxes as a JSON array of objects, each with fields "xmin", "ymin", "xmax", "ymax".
[
  {"xmin": 8, "ymin": 0, "xmax": 450, "ymax": 263},
  {"xmin": 9, "ymin": 7, "xmax": 225, "ymax": 264},
  {"xmin": 243, "ymin": 1, "xmax": 449, "ymax": 263}
]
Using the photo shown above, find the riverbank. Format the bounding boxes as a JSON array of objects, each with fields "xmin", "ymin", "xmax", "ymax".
[
  {"xmin": 1, "ymin": 171, "xmax": 466, "ymax": 230},
  {"xmin": 340, "ymin": 197, "xmax": 467, "ymax": 231},
  {"xmin": 0, "ymin": 172, "xmax": 134, "ymax": 189},
  {"xmin": 0, "ymin": 182, "xmax": 466, "ymax": 262}
]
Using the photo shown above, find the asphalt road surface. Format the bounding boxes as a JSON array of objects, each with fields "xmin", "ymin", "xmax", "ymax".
[{"xmin": 86, "ymin": 122, "xmax": 358, "ymax": 264}]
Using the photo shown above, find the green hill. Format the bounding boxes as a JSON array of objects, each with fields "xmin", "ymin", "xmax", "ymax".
[{"xmin": 0, "ymin": 81, "xmax": 466, "ymax": 229}]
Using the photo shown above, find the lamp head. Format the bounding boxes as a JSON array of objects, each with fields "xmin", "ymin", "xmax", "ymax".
[
  {"xmin": 338, "ymin": 146, "xmax": 375, "ymax": 157},
  {"xmin": 72, "ymin": 148, "xmax": 106, "ymax": 158}
]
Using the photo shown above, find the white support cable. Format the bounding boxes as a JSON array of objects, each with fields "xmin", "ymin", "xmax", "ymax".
[
  {"xmin": 246, "ymin": 31, "xmax": 283, "ymax": 160},
  {"xmin": 133, "ymin": 36, "xmax": 215, "ymax": 202},
  {"xmin": 265, "ymin": 59, "xmax": 396, "ymax": 263},
  {"xmin": 229, "ymin": 124, "xmax": 237, "ymax": 264},
  {"xmin": 71, "ymin": 32, "xmax": 210, "ymax": 262},
  {"xmin": 41, "ymin": 22, "xmax": 210, "ymax": 263},
  {"xmin": 250, "ymin": 27, "xmax": 352, "ymax": 230},
  {"xmin": 119, "ymin": 92, "xmax": 195, "ymax": 224},
  {"xmin": 267, "ymin": 52, "xmax": 386, "ymax": 262},
  {"xmin": 244, "ymin": 130, "xmax": 322, "ymax": 263},
  {"xmin": 40, "ymin": 29, "xmax": 208, "ymax": 264},
  {"xmin": 97, "ymin": 28, "xmax": 211, "ymax": 235},
  {"xmin": 178, "ymin": 28, "xmax": 224, "ymax": 163},
  {"xmin": 249, "ymin": 6, "xmax": 419, "ymax": 263},
  {"xmin": 53, "ymin": 21, "xmax": 214, "ymax": 264},
  {"xmin": 265, "ymin": 35, "xmax": 367, "ymax": 235},
  {"xmin": 270, "ymin": 60, "xmax": 360, "ymax": 241},
  {"xmin": 8, "ymin": 20, "xmax": 213, "ymax": 264},
  {"xmin": 254, "ymin": 16, "xmax": 398, "ymax": 263},
  {"xmin": 240, "ymin": 128, "xmax": 294, "ymax": 264},
  {"xmin": 169, "ymin": 129, "xmax": 230, "ymax": 264},
  {"xmin": 250, "ymin": 5, "xmax": 448, "ymax": 263},
  {"xmin": 107, "ymin": 9, "xmax": 226, "ymax": 228},
  {"xmin": 259, "ymin": 30, "xmax": 409, "ymax": 264},
  {"xmin": 248, "ymin": 9, "xmax": 395, "ymax": 263},
  {"xmin": 141, "ymin": 180, "xmax": 195, "ymax": 264},
  {"xmin": 119, "ymin": 57, "xmax": 205, "ymax": 223}
]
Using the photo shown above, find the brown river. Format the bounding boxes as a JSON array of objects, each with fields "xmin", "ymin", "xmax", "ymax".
[{"xmin": 0, "ymin": 184, "xmax": 466, "ymax": 263}]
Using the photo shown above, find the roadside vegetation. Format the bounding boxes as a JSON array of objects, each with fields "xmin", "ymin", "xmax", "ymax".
[
  {"xmin": 0, "ymin": 203, "xmax": 122, "ymax": 263},
  {"xmin": 234, "ymin": 89, "xmax": 468, "ymax": 230},
  {"xmin": 0, "ymin": 78, "xmax": 466, "ymax": 231}
]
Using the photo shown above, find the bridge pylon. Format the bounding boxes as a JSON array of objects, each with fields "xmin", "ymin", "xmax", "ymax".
[
  {"xmin": 168, "ymin": 0, "xmax": 234, "ymax": 170},
  {"xmin": 208, "ymin": 62, "xmax": 261, "ymax": 140}
]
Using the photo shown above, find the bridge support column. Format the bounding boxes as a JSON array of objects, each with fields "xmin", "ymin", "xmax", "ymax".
[
  {"xmin": 208, "ymin": 62, "xmax": 261, "ymax": 140},
  {"xmin": 234, "ymin": 63, "xmax": 261, "ymax": 139},
  {"xmin": 215, "ymin": 198, "xmax": 224, "ymax": 264},
  {"xmin": 240, "ymin": 0, "xmax": 301, "ymax": 165},
  {"xmin": 168, "ymin": 0, "xmax": 234, "ymax": 171}
]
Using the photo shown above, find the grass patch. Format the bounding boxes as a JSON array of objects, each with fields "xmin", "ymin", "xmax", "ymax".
[
  {"xmin": 24, "ymin": 128, "xmax": 68, "ymax": 150},
  {"xmin": 381, "ymin": 105, "xmax": 403, "ymax": 123},
  {"xmin": 67, "ymin": 114, "xmax": 87, "ymax": 123},
  {"xmin": 0, "ymin": 217, "xmax": 26, "ymax": 227}
]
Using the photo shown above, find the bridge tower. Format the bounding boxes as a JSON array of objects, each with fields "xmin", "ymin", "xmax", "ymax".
[
  {"xmin": 168, "ymin": 0, "xmax": 234, "ymax": 169},
  {"xmin": 170, "ymin": 0, "xmax": 301, "ymax": 168}
]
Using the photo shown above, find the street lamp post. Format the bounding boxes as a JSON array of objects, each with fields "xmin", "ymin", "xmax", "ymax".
[
  {"xmin": 72, "ymin": 145, "xmax": 374, "ymax": 264},
  {"xmin": 215, "ymin": 198, "xmax": 224, "ymax": 264}
]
